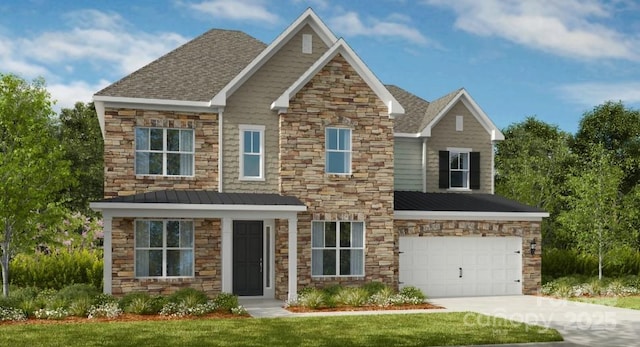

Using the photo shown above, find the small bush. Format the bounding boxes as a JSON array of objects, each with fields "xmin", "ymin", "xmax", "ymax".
[
  {"xmin": 159, "ymin": 301, "xmax": 218, "ymax": 317},
  {"xmin": 584, "ymin": 279, "xmax": 604, "ymax": 296},
  {"xmin": 168, "ymin": 288, "xmax": 208, "ymax": 305},
  {"xmin": 18, "ymin": 298, "xmax": 39, "ymax": 317},
  {"xmin": 0, "ymin": 306, "xmax": 26, "ymax": 322},
  {"xmin": 231, "ymin": 305, "xmax": 248, "ymax": 315},
  {"xmin": 119, "ymin": 292, "xmax": 151, "ymax": 310},
  {"xmin": 68, "ymin": 297, "xmax": 92, "ymax": 317},
  {"xmin": 369, "ymin": 287, "xmax": 395, "ymax": 307},
  {"xmin": 322, "ymin": 284, "xmax": 343, "ymax": 296},
  {"xmin": 56, "ymin": 284, "xmax": 99, "ymax": 302},
  {"xmin": 362, "ymin": 282, "xmax": 388, "ymax": 296},
  {"xmin": 335, "ymin": 287, "xmax": 369, "ymax": 307},
  {"xmin": 88, "ymin": 302, "xmax": 122, "ymax": 319},
  {"xmin": 93, "ymin": 293, "xmax": 118, "ymax": 306},
  {"xmin": 297, "ymin": 289, "xmax": 325, "ymax": 309},
  {"xmin": 399, "ymin": 286, "xmax": 426, "ymax": 301},
  {"xmin": 213, "ymin": 292, "xmax": 239, "ymax": 312},
  {"xmin": 34, "ymin": 307, "xmax": 68, "ymax": 320}
]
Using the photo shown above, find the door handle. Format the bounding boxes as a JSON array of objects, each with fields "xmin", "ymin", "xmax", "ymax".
[
  {"xmin": 259, "ymin": 258, "xmax": 263, "ymax": 273},
  {"xmin": 459, "ymin": 267, "xmax": 462, "ymax": 278}
]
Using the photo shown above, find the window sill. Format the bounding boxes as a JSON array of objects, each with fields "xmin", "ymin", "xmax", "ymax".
[
  {"xmin": 447, "ymin": 188, "xmax": 472, "ymax": 192},
  {"xmin": 134, "ymin": 276, "xmax": 195, "ymax": 280},
  {"xmin": 239, "ymin": 177, "xmax": 266, "ymax": 182},
  {"xmin": 311, "ymin": 275, "xmax": 365, "ymax": 278},
  {"xmin": 135, "ymin": 175, "xmax": 196, "ymax": 180}
]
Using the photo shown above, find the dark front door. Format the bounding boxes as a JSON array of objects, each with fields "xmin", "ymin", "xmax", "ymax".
[{"xmin": 233, "ymin": 221, "xmax": 263, "ymax": 296}]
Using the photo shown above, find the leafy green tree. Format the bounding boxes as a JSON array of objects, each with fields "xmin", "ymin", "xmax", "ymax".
[
  {"xmin": 56, "ymin": 102, "xmax": 104, "ymax": 215},
  {"xmin": 0, "ymin": 74, "xmax": 72, "ymax": 296},
  {"xmin": 572, "ymin": 101, "xmax": 640, "ymax": 193},
  {"xmin": 495, "ymin": 117, "xmax": 576, "ymax": 248},
  {"xmin": 559, "ymin": 145, "xmax": 635, "ymax": 279}
]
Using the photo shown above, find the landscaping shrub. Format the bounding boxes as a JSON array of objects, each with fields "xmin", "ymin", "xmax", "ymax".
[
  {"xmin": 55, "ymin": 284, "xmax": 99, "ymax": 302},
  {"xmin": 335, "ymin": 287, "xmax": 369, "ymax": 307},
  {"xmin": 93, "ymin": 293, "xmax": 118, "ymax": 306},
  {"xmin": 119, "ymin": 292, "xmax": 151, "ymax": 310},
  {"xmin": 34, "ymin": 307, "xmax": 68, "ymax": 320},
  {"xmin": 10, "ymin": 249, "xmax": 103, "ymax": 290},
  {"xmin": 88, "ymin": 302, "xmax": 122, "ymax": 319},
  {"xmin": 167, "ymin": 288, "xmax": 209, "ymax": 305},
  {"xmin": 362, "ymin": 281, "xmax": 388, "ymax": 296},
  {"xmin": 0, "ymin": 306, "xmax": 26, "ymax": 322},
  {"xmin": 543, "ymin": 247, "xmax": 640, "ymax": 281},
  {"xmin": 399, "ymin": 286, "xmax": 426, "ymax": 301},
  {"xmin": 369, "ymin": 287, "xmax": 395, "ymax": 307},
  {"xmin": 119, "ymin": 292, "xmax": 164, "ymax": 315},
  {"xmin": 68, "ymin": 297, "xmax": 93, "ymax": 317},
  {"xmin": 297, "ymin": 288, "xmax": 325, "ymax": 309},
  {"xmin": 213, "ymin": 292, "xmax": 239, "ymax": 312}
]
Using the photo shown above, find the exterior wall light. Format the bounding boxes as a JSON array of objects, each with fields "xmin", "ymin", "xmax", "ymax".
[{"xmin": 530, "ymin": 238, "xmax": 537, "ymax": 255}]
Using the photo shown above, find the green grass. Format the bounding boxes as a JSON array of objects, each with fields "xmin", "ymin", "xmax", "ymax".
[
  {"xmin": 572, "ymin": 296, "xmax": 640, "ymax": 310},
  {"xmin": 0, "ymin": 313, "xmax": 562, "ymax": 347}
]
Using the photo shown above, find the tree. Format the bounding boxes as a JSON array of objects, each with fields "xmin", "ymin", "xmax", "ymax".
[
  {"xmin": 495, "ymin": 117, "xmax": 576, "ymax": 248},
  {"xmin": 572, "ymin": 101, "xmax": 640, "ymax": 193},
  {"xmin": 56, "ymin": 102, "xmax": 104, "ymax": 215},
  {"xmin": 559, "ymin": 145, "xmax": 635, "ymax": 279},
  {"xmin": 0, "ymin": 74, "xmax": 72, "ymax": 296}
]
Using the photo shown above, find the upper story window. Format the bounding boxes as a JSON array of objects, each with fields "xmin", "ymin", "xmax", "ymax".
[
  {"xmin": 450, "ymin": 151, "xmax": 469, "ymax": 188},
  {"xmin": 439, "ymin": 149, "xmax": 480, "ymax": 190},
  {"xmin": 135, "ymin": 220, "xmax": 194, "ymax": 278},
  {"xmin": 326, "ymin": 128, "xmax": 351, "ymax": 174},
  {"xmin": 135, "ymin": 127, "xmax": 194, "ymax": 176},
  {"xmin": 239, "ymin": 125, "xmax": 265, "ymax": 180},
  {"xmin": 311, "ymin": 221, "xmax": 364, "ymax": 277}
]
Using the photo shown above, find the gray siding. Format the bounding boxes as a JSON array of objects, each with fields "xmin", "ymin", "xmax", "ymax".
[{"xmin": 394, "ymin": 138, "xmax": 423, "ymax": 191}]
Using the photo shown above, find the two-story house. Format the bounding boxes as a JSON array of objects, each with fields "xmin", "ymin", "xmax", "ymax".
[{"xmin": 90, "ymin": 9, "xmax": 547, "ymax": 300}]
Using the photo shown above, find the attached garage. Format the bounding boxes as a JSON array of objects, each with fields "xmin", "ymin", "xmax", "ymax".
[
  {"xmin": 399, "ymin": 236, "xmax": 522, "ymax": 297},
  {"xmin": 394, "ymin": 191, "xmax": 549, "ymax": 296}
]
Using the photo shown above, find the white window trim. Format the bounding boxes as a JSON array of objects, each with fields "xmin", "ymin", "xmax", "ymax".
[
  {"xmin": 311, "ymin": 220, "xmax": 365, "ymax": 278},
  {"xmin": 325, "ymin": 127, "xmax": 352, "ymax": 175},
  {"xmin": 134, "ymin": 127, "xmax": 195, "ymax": 177},
  {"xmin": 447, "ymin": 147, "xmax": 472, "ymax": 191},
  {"xmin": 134, "ymin": 219, "xmax": 195, "ymax": 279},
  {"xmin": 239, "ymin": 124, "xmax": 266, "ymax": 181}
]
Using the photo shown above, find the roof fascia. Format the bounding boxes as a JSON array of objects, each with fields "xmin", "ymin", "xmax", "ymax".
[
  {"xmin": 394, "ymin": 132, "xmax": 421, "ymax": 138},
  {"xmin": 93, "ymin": 95, "xmax": 211, "ymax": 108},
  {"xmin": 419, "ymin": 90, "xmax": 505, "ymax": 141},
  {"xmin": 210, "ymin": 8, "xmax": 338, "ymax": 107},
  {"xmin": 90, "ymin": 202, "xmax": 307, "ymax": 213},
  {"xmin": 271, "ymin": 38, "xmax": 405, "ymax": 118},
  {"xmin": 394, "ymin": 210, "xmax": 548, "ymax": 221}
]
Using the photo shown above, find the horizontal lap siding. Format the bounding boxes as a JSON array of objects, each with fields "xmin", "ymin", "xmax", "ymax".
[{"xmin": 394, "ymin": 138, "xmax": 423, "ymax": 191}]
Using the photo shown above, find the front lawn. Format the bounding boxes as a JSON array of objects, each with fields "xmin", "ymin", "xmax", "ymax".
[
  {"xmin": 0, "ymin": 312, "xmax": 562, "ymax": 346},
  {"xmin": 571, "ymin": 296, "xmax": 640, "ymax": 310}
]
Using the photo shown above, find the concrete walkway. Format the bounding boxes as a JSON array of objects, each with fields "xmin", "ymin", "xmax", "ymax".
[{"xmin": 240, "ymin": 296, "xmax": 640, "ymax": 346}]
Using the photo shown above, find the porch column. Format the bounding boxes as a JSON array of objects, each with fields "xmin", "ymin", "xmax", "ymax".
[
  {"xmin": 287, "ymin": 217, "xmax": 298, "ymax": 301},
  {"xmin": 221, "ymin": 217, "xmax": 233, "ymax": 293},
  {"xmin": 102, "ymin": 214, "xmax": 112, "ymax": 294}
]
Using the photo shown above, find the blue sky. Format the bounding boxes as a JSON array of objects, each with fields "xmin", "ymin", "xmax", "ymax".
[{"xmin": 1, "ymin": 0, "xmax": 639, "ymax": 133}]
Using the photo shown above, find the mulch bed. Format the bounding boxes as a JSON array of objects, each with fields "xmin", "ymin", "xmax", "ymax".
[
  {"xmin": 286, "ymin": 302, "xmax": 444, "ymax": 313},
  {"xmin": 0, "ymin": 312, "xmax": 249, "ymax": 326}
]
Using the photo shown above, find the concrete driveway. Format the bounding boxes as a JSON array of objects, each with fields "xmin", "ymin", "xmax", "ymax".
[{"xmin": 430, "ymin": 296, "xmax": 640, "ymax": 347}]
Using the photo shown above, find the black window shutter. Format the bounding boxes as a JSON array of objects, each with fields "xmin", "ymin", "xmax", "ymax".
[
  {"xmin": 438, "ymin": 151, "xmax": 449, "ymax": 189},
  {"xmin": 469, "ymin": 152, "xmax": 481, "ymax": 189}
]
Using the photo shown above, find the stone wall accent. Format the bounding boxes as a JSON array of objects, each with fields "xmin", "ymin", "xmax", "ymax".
[
  {"xmin": 426, "ymin": 101, "xmax": 494, "ymax": 193},
  {"xmin": 394, "ymin": 219, "xmax": 542, "ymax": 295},
  {"xmin": 110, "ymin": 218, "xmax": 221, "ymax": 297},
  {"xmin": 276, "ymin": 54, "xmax": 396, "ymax": 299},
  {"xmin": 103, "ymin": 109, "xmax": 218, "ymax": 198}
]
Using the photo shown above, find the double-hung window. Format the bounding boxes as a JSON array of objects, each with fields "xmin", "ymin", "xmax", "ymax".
[
  {"xmin": 311, "ymin": 221, "xmax": 364, "ymax": 276},
  {"xmin": 239, "ymin": 125, "xmax": 264, "ymax": 180},
  {"xmin": 135, "ymin": 127, "xmax": 194, "ymax": 176},
  {"xmin": 326, "ymin": 128, "xmax": 351, "ymax": 174},
  {"xmin": 135, "ymin": 220, "xmax": 194, "ymax": 278},
  {"xmin": 439, "ymin": 148, "xmax": 480, "ymax": 190},
  {"xmin": 449, "ymin": 151, "xmax": 469, "ymax": 188}
]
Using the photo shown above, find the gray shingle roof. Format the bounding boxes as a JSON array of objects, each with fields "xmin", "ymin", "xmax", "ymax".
[
  {"xmin": 96, "ymin": 29, "xmax": 266, "ymax": 102},
  {"xmin": 99, "ymin": 190, "xmax": 305, "ymax": 206},
  {"xmin": 394, "ymin": 191, "xmax": 545, "ymax": 213},
  {"xmin": 387, "ymin": 85, "xmax": 463, "ymax": 133}
]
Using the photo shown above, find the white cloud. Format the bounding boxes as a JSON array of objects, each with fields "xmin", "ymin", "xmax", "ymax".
[
  {"xmin": 187, "ymin": 0, "xmax": 279, "ymax": 24},
  {"xmin": 329, "ymin": 11, "xmax": 429, "ymax": 45},
  {"xmin": 424, "ymin": 0, "xmax": 640, "ymax": 61},
  {"xmin": 557, "ymin": 82, "xmax": 640, "ymax": 106},
  {"xmin": 48, "ymin": 79, "xmax": 111, "ymax": 111}
]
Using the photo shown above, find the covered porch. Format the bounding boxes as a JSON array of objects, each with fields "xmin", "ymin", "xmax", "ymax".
[{"xmin": 90, "ymin": 190, "xmax": 306, "ymax": 301}]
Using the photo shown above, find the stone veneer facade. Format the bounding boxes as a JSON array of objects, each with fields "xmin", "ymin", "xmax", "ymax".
[
  {"xmin": 103, "ymin": 109, "xmax": 219, "ymax": 198},
  {"xmin": 394, "ymin": 219, "xmax": 542, "ymax": 295},
  {"xmin": 110, "ymin": 218, "xmax": 221, "ymax": 296},
  {"xmin": 276, "ymin": 54, "xmax": 396, "ymax": 299}
]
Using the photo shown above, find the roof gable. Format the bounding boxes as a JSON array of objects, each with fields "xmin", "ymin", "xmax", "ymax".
[
  {"xmin": 270, "ymin": 39, "xmax": 405, "ymax": 118},
  {"xmin": 210, "ymin": 8, "xmax": 337, "ymax": 107},
  {"xmin": 420, "ymin": 89, "xmax": 504, "ymax": 141}
]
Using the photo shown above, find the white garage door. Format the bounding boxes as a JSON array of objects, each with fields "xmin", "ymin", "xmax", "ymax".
[{"xmin": 399, "ymin": 236, "xmax": 522, "ymax": 297}]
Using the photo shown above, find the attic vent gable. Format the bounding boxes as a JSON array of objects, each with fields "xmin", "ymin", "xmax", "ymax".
[{"xmin": 302, "ymin": 34, "xmax": 312, "ymax": 54}]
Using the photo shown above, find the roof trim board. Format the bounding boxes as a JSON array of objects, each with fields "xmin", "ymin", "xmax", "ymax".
[
  {"xmin": 270, "ymin": 38, "xmax": 405, "ymax": 118},
  {"xmin": 210, "ymin": 8, "xmax": 338, "ymax": 107},
  {"xmin": 420, "ymin": 89, "xmax": 505, "ymax": 141},
  {"xmin": 394, "ymin": 210, "xmax": 548, "ymax": 221}
]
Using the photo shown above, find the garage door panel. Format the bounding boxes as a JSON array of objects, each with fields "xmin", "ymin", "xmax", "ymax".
[{"xmin": 399, "ymin": 236, "xmax": 522, "ymax": 298}]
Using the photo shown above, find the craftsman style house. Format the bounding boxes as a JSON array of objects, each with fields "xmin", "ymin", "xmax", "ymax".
[{"xmin": 91, "ymin": 9, "xmax": 546, "ymax": 300}]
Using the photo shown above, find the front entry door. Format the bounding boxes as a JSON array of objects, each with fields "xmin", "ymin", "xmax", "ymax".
[{"xmin": 233, "ymin": 221, "xmax": 263, "ymax": 296}]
